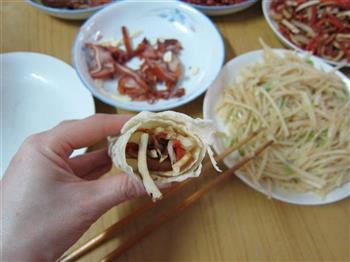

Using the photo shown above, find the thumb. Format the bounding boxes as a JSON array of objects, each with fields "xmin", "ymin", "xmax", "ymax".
[{"xmin": 83, "ymin": 173, "xmax": 146, "ymax": 214}]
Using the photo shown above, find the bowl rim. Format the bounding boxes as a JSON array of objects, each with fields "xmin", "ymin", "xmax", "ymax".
[
  {"xmin": 1, "ymin": 51, "xmax": 95, "ymax": 174},
  {"xmin": 187, "ymin": 0, "xmax": 258, "ymax": 10},
  {"xmin": 26, "ymin": 0, "xmax": 111, "ymax": 14},
  {"xmin": 72, "ymin": 0, "xmax": 225, "ymax": 111}
]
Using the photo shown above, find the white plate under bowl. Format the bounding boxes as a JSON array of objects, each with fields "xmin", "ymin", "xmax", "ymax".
[
  {"xmin": 26, "ymin": 0, "xmax": 115, "ymax": 20},
  {"xmin": 1, "ymin": 53, "xmax": 95, "ymax": 177},
  {"xmin": 262, "ymin": 0, "xmax": 349, "ymax": 67},
  {"xmin": 185, "ymin": 0, "xmax": 258, "ymax": 16},
  {"xmin": 203, "ymin": 49, "xmax": 350, "ymax": 205},
  {"xmin": 73, "ymin": 0, "xmax": 225, "ymax": 112}
]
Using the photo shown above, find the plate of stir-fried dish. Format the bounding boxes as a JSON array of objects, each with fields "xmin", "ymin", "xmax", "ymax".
[
  {"xmin": 27, "ymin": 0, "xmax": 114, "ymax": 19},
  {"xmin": 262, "ymin": 0, "xmax": 350, "ymax": 66}
]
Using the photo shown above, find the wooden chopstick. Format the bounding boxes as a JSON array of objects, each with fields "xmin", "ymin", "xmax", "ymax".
[
  {"xmin": 100, "ymin": 140, "xmax": 274, "ymax": 262},
  {"xmin": 202, "ymin": 127, "xmax": 264, "ymax": 171},
  {"xmin": 57, "ymin": 129, "xmax": 263, "ymax": 262},
  {"xmin": 58, "ymin": 182, "xmax": 187, "ymax": 262}
]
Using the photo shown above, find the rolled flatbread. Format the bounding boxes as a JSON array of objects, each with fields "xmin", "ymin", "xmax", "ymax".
[{"xmin": 109, "ymin": 111, "xmax": 220, "ymax": 201}]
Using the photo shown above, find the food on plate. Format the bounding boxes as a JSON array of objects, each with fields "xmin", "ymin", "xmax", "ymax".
[
  {"xmin": 269, "ymin": 0, "xmax": 350, "ymax": 63},
  {"xmin": 216, "ymin": 43, "xmax": 350, "ymax": 197},
  {"xmin": 40, "ymin": 0, "xmax": 112, "ymax": 9},
  {"xmin": 108, "ymin": 111, "xmax": 220, "ymax": 201},
  {"xmin": 182, "ymin": 0, "xmax": 248, "ymax": 6},
  {"xmin": 85, "ymin": 26, "xmax": 185, "ymax": 103}
]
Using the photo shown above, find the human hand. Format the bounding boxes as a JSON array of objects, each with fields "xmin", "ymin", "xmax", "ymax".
[{"xmin": 1, "ymin": 114, "xmax": 146, "ymax": 261}]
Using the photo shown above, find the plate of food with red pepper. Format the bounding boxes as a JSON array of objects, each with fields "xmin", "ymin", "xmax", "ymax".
[
  {"xmin": 262, "ymin": 0, "xmax": 350, "ymax": 66},
  {"xmin": 27, "ymin": 0, "xmax": 115, "ymax": 20},
  {"xmin": 181, "ymin": 0, "xmax": 258, "ymax": 16},
  {"xmin": 73, "ymin": 0, "xmax": 224, "ymax": 111}
]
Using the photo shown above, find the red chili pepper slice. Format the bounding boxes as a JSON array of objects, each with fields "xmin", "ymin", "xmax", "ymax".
[
  {"xmin": 310, "ymin": 6, "xmax": 317, "ymax": 26},
  {"xmin": 320, "ymin": 0, "xmax": 350, "ymax": 9},
  {"xmin": 306, "ymin": 35, "xmax": 322, "ymax": 53},
  {"xmin": 339, "ymin": 42, "xmax": 350, "ymax": 63},
  {"xmin": 146, "ymin": 60, "xmax": 177, "ymax": 83},
  {"xmin": 172, "ymin": 88, "xmax": 185, "ymax": 98},
  {"xmin": 320, "ymin": 14, "xmax": 345, "ymax": 30},
  {"xmin": 121, "ymin": 26, "xmax": 133, "ymax": 59},
  {"xmin": 155, "ymin": 132, "xmax": 168, "ymax": 140},
  {"xmin": 278, "ymin": 26, "xmax": 291, "ymax": 39},
  {"xmin": 173, "ymin": 139, "xmax": 186, "ymax": 161}
]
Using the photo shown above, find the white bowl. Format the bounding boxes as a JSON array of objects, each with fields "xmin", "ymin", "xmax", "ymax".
[
  {"xmin": 73, "ymin": 0, "xmax": 225, "ymax": 111},
  {"xmin": 1, "ymin": 53, "xmax": 95, "ymax": 176},
  {"xmin": 203, "ymin": 49, "xmax": 350, "ymax": 205},
  {"xmin": 26, "ymin": 0, "xmax": 114, "ymax": 20},
  {"xmin": 186, "ymin": 0, "xmax": 258, "ymax": 16},
  {"xmin": 262, "ymin": 0, "xmax": 349, "ymax": 67}
]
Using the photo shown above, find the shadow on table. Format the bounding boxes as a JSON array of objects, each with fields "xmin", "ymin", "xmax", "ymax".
[
  {"xmin": 51, "ymin": 17, "xmax": 84, "ymax": 27},
  {"xmin": 223, "ymin": 36, "xmax": 236, "ymax": 63},
  {"xmin": 212, "ymin": 3, "xmax": 262, "ymax": 62},
  {"xmin": 213, "ymin": 1, "xmax": 262, "ymax": 24}
]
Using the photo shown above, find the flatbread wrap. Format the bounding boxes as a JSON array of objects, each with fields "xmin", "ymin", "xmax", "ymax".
[{"xmin": 108, "ymin": 111, "xmax": 220, "ymax": 201}]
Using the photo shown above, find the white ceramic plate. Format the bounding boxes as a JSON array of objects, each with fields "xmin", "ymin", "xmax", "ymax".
[
  {"xmin": 26, "ymin": 0, "xmax": 115, "ymax": 20},
  {"xmin": 262, "ymin": 0, "xmax": 349, "ymax": 67},
  {"xmin": 1, "ymin": 53, "xmax": 95, "ymax": 177},
  {"xmin": 73, "ymin": 0, "xmax": 225, "ymax": 112},
  {"xmin": 185, "ymin": 0, "xmax": 258, "ymax": 16},
  {"xmin": 203, "ymin": 49, "xmax": 350, "ymax": 205}
]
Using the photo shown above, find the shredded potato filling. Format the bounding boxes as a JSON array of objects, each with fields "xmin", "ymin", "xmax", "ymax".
[
  {"xmin": 167, "ymin": 140, "xmax": 176, "ymax": 165},
  {"xmin": 172, "ymin": 153, "xmax": 192, "ymax": 173},
  {"xmin": 125, "ymin": 127, "xmax": 199, "ymax": 199},
  {"xmin": 137, "ymin": 133, "xmax": 162, "ymax": 200},
  {"xmin": 216, "ymin": 43, "xmax": 350, "ymax": 197}
]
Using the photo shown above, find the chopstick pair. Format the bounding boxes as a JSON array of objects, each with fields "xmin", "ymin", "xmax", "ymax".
[{"xmin": 58, "ymin": 128, "xmax": 272, "ymax": 262}]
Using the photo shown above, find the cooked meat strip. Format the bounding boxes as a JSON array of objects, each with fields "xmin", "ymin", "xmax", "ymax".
[{"xmin": 125, "ymin": 142, "xmax": 172, "ymax": 172}]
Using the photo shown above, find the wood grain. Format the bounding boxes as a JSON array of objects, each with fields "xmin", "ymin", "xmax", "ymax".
[{"xmin": 1, "ymin": 1, "xmax": 349, "ymax": 261}]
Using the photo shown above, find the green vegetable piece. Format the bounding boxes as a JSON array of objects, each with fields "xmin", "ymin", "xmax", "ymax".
[
  {"xmin": 316, "ymin": 130, "xmax": 328, "ymax": 146},
  {"xmin": 306, "ymin": 131, "xmax": 315, "ymax": 142},
  {"xmin": 306, "ymin": 59, "xmax": 314, "ymax": 65},
  {"xmin": 284, "ymin": 164, "xmax": 294, "ymax": 174},
  {"xmin": 238, "ymin": 148, "xmax": 245, "ymax": 157},
  {"xmin": 222, "ymin": 134, "xmax": 236, "ymax": 148},
  {"xmin": 263, "ymin": 85, "xmax": 271, "ymax": 92},
  {"xmin": 279, "ymin": 98, "xmax": 287, "ymax": 108}
]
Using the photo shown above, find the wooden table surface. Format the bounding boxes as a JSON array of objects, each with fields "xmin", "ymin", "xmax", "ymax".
[{"xmin": 2, "ymin": 1, "xmax": 349, "ymax": 261}]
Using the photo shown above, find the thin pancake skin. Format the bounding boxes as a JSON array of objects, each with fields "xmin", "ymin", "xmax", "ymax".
[{"xmin": 109, "ymin": 111, "xmax": 218, "ymax": 187}]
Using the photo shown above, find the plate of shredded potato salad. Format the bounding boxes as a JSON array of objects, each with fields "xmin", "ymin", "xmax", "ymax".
[{"xmin": 203, "ymin": 42, "xmax": 350, "ymax": 205}]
